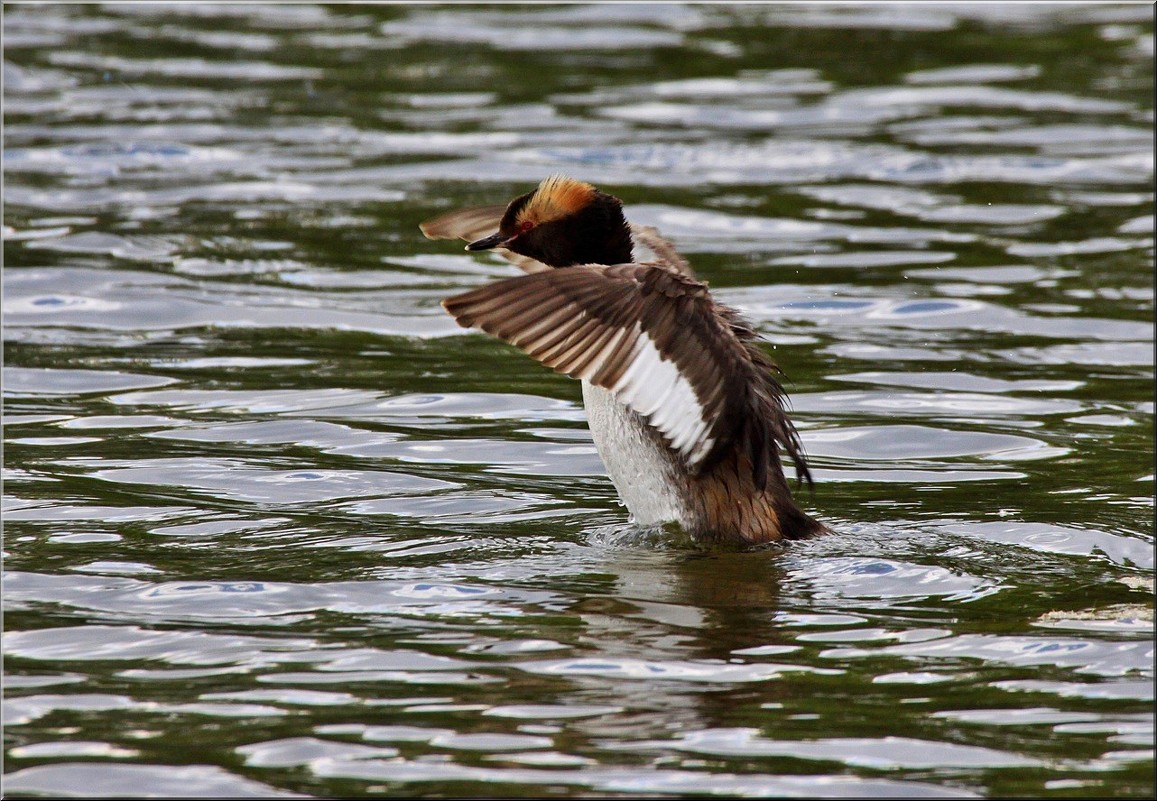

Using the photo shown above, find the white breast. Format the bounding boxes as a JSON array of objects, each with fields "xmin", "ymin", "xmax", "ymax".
[{"xmin": 581, "ymin": 379, "xmax": 691, "ymax": 527}]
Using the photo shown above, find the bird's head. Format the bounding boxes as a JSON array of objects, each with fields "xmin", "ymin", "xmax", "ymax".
[{"xmin": 466, "ymin": 175, "xmax": 634, "ymax": 267}]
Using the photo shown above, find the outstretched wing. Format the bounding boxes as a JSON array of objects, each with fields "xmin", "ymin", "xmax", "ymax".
[
  {"xmin": 419, "ymin": 205, "xmax": 551, "ymax": 275},
  {"xmin": 629, "ymin": 224, "xmax": 696, "ymax": 279},
  {"xmin": 419, "ymin": 204, "xmax": 505, "ymax": 243},
  {"xmin": 442, "ymin": 264, "xmax": 809, "ymax": 488}
]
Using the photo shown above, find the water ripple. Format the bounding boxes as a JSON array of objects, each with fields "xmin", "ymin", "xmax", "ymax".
[{"xmin": 3, "ymin": 4, "xmax": 1151, "ymax": 798}]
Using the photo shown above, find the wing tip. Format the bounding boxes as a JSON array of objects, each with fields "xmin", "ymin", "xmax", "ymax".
[
  {"xmin": 441, "ymin": 295, "xmax": 476, "ymax": 328},
  {"xmin": 418, "ymin": 218, "xmax": 454, "ymax": 241}
]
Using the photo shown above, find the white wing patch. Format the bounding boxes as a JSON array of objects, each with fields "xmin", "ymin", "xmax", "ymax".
[
  {"xmin": 443, "ymin": 266, "xmax": 724, "ymax": 473},
  {"xmin": 604, "ymin": 324, "xmax": 714, "ymax": 468}
]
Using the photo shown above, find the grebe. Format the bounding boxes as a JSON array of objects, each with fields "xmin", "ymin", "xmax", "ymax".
[{"xmin": 421, "ymin": 176, "xmax": 825, "ymax": 544}]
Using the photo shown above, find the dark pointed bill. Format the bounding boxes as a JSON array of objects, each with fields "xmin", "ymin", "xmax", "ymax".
[{"xmin": 465, "ymin": 231, "xmax": 510, "ymax": 251}]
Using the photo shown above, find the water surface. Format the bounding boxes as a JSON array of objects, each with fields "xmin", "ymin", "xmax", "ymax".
[{"xmin": 3, "ymin": 3, "xmax": 1154, "ymax": 798}]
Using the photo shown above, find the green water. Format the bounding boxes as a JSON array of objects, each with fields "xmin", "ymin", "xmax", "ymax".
[{"xmin": 3, "ymin": 3, "xmax": 1154, "ymax": 798}]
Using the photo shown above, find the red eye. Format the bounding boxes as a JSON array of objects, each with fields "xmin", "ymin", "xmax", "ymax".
[{"xmin": 519, "ymin": 220, "xmax": 534, "ymax": 233}]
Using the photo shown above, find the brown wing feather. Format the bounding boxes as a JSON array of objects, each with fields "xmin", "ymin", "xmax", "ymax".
[
  {"xmin": 419, "ymin": 205, "xmax": 507, "ymax": 242},
  {"xmin": 442, "ymin": 264, "xmax": 810, "ymax": 488},
  {"xmin": 629, "ymin": 224, "xmax": 696, "ymax": 279}
]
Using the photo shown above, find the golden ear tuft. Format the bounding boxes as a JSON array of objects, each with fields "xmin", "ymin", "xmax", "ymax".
[{"xmin": 517, "ymin": 175, "xmax": 597, "ymax": 225}]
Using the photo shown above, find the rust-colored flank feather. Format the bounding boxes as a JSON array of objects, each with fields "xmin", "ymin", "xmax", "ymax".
[{"xmin": 422, "ymin": 176, "xmax": 826, "ymax": 544}]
